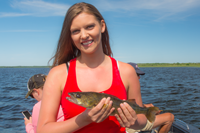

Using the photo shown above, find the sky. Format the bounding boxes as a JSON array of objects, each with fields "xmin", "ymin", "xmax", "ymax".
[{"xmin": 0, "ymin": 0, "xmax": 200, "ymax": 66}]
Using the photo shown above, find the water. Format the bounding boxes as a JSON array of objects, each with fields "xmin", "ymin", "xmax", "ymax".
[
  {"xmin": 0, "ymin": 68, "xmax": 49, "ymax": 133},
  {"xmin": 0, "ymin": 67, "xmax": 199, "ymax": 132},
  {"xmin": 140, "ymin": 67, "xmax": 200, "ymax": 129}
]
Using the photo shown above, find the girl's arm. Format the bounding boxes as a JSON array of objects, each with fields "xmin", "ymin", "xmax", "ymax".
[
  {"xmin": 115, "ymin": 62, "xmax": 147, "ymax": 130},
  {"xmin": 37, "ymin": 64, "xmax": 114, "ymax": 133}
]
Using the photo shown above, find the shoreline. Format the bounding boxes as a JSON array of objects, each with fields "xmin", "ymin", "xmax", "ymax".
[
  {"xmin": 137, "ymin": 63, "xmax": 200, "ymax": 67},
  {"xmin": 0, "ymin": 66, "xmax": 51, "ymax": 68},
  {"xmin": 0, "ymin": 63, "xmax": 200, "ymax": 68}
]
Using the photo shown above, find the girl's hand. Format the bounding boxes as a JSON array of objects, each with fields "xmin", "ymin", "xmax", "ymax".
[
  {"xmin": 24, "ymin": 117, "xmax": 32, "ymax": 126},
  {"xmin": 143, "ymin": 103, "xmax": 161, "ymax": 114},
  {"xmin": 82, "ymin": 97, "xmax": 115, "ymax": 123},
  {"xmin": 143, "ymin": 103, "xmax": 154, "ymax": 108},
  {"xmin": 115, "ymin": 102, "xmax": 137, "ymax": 128}
]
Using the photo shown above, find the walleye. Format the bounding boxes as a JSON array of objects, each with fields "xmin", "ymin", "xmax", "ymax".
[{"xmin": 66, "ymin": 92, "xmax": 160, "ymax": 122}]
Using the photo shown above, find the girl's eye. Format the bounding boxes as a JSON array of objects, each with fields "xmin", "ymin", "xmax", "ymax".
[
  {"xmin": 87, "ymin": 24, "xmax": 95, "ymax": 30},
  {"xmin": 71, "ymin": 30, "xmax": 80, "ymax": 35}
]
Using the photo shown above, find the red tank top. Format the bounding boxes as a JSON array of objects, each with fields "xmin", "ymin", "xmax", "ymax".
[{"xmin": 61, "ymin": 57, "xmax": 127, "ymax": 133}]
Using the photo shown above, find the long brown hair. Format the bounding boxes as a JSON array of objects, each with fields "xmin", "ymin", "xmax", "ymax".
[{"xmin": 49, "ymin": 2, "xmax": 112, "ymax": 68}]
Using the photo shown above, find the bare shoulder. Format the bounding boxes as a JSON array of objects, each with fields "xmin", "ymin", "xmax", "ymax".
[
  {"xmin": 48, "ymin": 63, "xmax": 67, "ymax": 77},
  {"xmin": 46, "ymin": 63, "xmax": 68, "ymax": 90},
  {"xmin": 118, "ymin": 61, "xmax": 136, "ymax": 78}
]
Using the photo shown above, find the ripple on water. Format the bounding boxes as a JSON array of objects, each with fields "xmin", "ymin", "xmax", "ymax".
[{"xmin": 1, "ymin": 67, "xmax": 200, "ymax": 131}]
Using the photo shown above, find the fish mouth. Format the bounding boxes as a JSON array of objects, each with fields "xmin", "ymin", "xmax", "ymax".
[{"xmin": 66, "ymin": 94, "xmax": 78, "ymax": 104}]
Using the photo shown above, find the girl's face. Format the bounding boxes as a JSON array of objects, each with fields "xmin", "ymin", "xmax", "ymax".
[{"xmin": 70, "ymin": 12, "xmax": 105, "ymax": 55}]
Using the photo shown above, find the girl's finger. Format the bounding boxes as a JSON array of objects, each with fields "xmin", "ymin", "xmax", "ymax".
[
  {"xmin": 89, "ymin": 98, "xmax": 106, "ymax": 116},
  {"xmin": 117, "ymin": 106, "xmax": 128, "ymax": 124},
  {"xmin": 102, "ymin": 99, "xmax": 112, "ymax": 114},
  {"xmin": 100, "ymin": 100, "xmax": 113, "ymax": 119},
  {"xmin": 115, "ymin": 114, "xmax": 125, "ymax": 127},
  {"xmin": 96, "ymin": 98, "xmax": 113, "ymax": 122},
  {"xmin": 123, "ymin": 102, "xmax": 137, "ymax": 119},
  {"xmin": 107, "ymin": 101, "xmax": 115, "ymax": 116},
  {"xmin": 98, "ymin": 97, "xmax": 111, "ymax": 114},
  {"xmin": 123, "ymin": 102, "xmax": 137, "ymax": 125}
]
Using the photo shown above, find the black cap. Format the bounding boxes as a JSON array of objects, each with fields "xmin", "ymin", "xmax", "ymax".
[
  {"xmin": 128, "ymin": 62, "xmax": 145, "ymax": 75},
  {"xmin": 25, "ymin": 74, "xmax": 47, "ymax": 98}
]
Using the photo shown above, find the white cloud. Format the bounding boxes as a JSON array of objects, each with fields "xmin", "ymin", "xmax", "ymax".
[
  {"xmin": 0, "ymin": 12, "xmax": 30, "ymax": 17},
  {"xmin": 1, "ymin": 0, "xmax": 200, "ymax": 21},
  {"xmin": 97, "ymin": 0, "xmax": 200, "ymax": 13},
  {"xmin": 95, "ymin": 0, "xmax": 200, "ymax": 21},
  {"xmin": 0, "ymin": 30, "xmax": 48, "ymax": 32},
  {"xmin": 3, "ymin": 0, "xmax": 70, "ymax": 17}
]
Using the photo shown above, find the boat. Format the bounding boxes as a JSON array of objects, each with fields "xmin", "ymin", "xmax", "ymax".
[
  {"xmin": 127, "ymin": 118, "xmax": 200, "ymax": 133},
  {"xmin": 143, "ymin": 118, "xmax": 200, "ymax": 133}
]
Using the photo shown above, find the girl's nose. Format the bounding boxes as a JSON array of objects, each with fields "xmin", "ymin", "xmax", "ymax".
[{"xmin": 80, "ymin": 30, "xmax": 89, "ymax": 40}]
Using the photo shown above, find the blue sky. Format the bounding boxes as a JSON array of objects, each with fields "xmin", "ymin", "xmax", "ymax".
[{"xmin": 0, "ymin": 0, "xmax": 200, "ymax": 66}]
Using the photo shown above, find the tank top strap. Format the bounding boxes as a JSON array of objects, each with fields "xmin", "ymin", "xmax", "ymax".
[
  {"xmin": 66, "ymin": 58, "xmax": 76, "ymax": 85},
  {"xmin": 62, "ymin": 58, "xmax": 78, "ymax": 98},
  {"xmin": 110, "ymin": 57, "xmax": 120, "ymax": 81}
]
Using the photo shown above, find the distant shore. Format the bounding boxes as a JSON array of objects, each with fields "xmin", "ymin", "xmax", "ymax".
[
  {"xmin": 1, "ymin": 63, "xmax": 200, "ymax": 68},
  {"xmin": 0, "ymin": 66, "xmax": 51, "ymax": 68},
  {"xmin": 137, "ymin": 63, "xmax": 200, "ymax": 67}
]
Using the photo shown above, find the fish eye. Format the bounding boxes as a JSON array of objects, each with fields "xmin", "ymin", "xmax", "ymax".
[{"xmin": 76, "ymin": 94, "xmax": 81, "ymax": 98}]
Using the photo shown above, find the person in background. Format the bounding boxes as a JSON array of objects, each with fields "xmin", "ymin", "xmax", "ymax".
[
  {"xmin": 128, "ymin": 63, "xmax": 145, "ymax": 79},
  {"xmin": 23, "ymin": 74, "xmax": 64, "ymax": 133},
  {"xmin": 37, "ymin": 2, "xmax": 151, "ymax": 133},
  {"xmin": 127, "ymin": 62, "xmax": 174, "ymax": 133}
]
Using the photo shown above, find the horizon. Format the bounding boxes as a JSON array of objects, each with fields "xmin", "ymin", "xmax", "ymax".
[
  {"xmin": 0, "ymin": 62, "xmax": 200, "ymax": 68},
  {"xmin": 0, "ymin": 0, "xmax": 200, "ymax": 66}
]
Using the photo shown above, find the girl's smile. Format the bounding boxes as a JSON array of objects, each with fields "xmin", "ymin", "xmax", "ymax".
[{"xmin": 81, "ymin": 40, "xmax": 93, "ymax": 47}]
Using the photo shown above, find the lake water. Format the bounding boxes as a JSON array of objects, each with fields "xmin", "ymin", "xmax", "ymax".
[{"xmin": 0, "ymin": 67, "xmax": 199, "ymax": 132}]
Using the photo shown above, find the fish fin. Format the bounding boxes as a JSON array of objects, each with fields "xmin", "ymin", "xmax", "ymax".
[
  {"xmin": 127, "ymin": 99, "xmax": 136, "ymax": 104},
  {"xmin": 145, "ymin": 107, "xmax": 160, "ymax": 123},
  {"xmin": 102, "ymin": 104, "xmax": 108, "ymax": 109}
]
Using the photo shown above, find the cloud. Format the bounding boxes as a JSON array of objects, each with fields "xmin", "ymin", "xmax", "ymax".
[
  {"xmin": 0, "ymin": 30, "xmax": 48, "ymax": 32},
  {"xmin": 1, "ymin": 0, "xmax": 70, "ymax": 17},
  {"xmin": 0, "ymin": 12, "xmax": 30, "ymax": 17},
  {"xmin": 1, "ymin": 0, "xmax": 200, "ymax": 21},
  {"xmin": 95, "ymin": 0, "xmax": 200, "ymax": 21}
]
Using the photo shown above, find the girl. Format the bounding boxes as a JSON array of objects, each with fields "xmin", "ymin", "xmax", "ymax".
[{"xmin": 37, "ymin": 2, "xmax": 147, "ymax": 133}]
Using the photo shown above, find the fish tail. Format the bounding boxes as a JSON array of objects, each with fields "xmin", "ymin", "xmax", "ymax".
[{"xmin": 145, "ymin": 107, "xmax": 159, "ymax": 123}]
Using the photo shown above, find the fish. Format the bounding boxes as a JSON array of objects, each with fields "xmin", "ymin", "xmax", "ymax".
[{"xmin": 66, "ymin": 92, "xmax": 160, "ymax": 122}]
